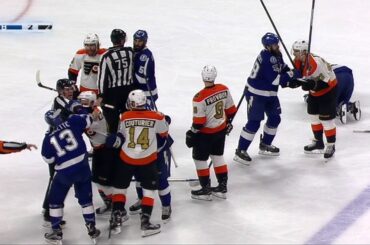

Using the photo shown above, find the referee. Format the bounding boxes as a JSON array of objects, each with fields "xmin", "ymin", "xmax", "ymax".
[{"xmin": 97, "ymin": 29, "xmax": 137, "ymax": 133}]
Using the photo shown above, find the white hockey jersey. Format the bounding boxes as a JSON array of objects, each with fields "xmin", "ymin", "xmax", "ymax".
[
  {"xmin": 85, "ymin": 108, "xmax": 108, "ymax": 148},
  {"xmin": 69, "ymin": 48, "xmax": 107, "ymax": 91}
]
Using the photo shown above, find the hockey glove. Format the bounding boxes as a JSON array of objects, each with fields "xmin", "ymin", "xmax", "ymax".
[
  {"xmin": 300, "ymin": 79, "xmax": 316, "ymax": 91},
  {"xmin": 226, "ymin": 123, "xmax": 233, "ymax": 135},
  {"xmin": 106, "ymin": 133, "xmax": 124, "ymax": 149},
  {"xmin": 287, "ymin": 79, "xmax": 302, "ymax": 88},
  {"xmin": 185, "ymin": 130, "xmax": 196, "ymax": 148}
]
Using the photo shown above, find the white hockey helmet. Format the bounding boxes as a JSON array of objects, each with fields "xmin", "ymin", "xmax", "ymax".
[
  {"xmin": 128, "ymin": 89, "xmax": 147, "ymax": 109},
  {"xmin": 78, "ymin": 91, "xmax": 97, "ymax": 107},
  {"xmin": 291, "ymin": 39, "xmax": 308, "ymax": 54},
  {"xmin": 201, "ymin": 65, "xmax": 217, "ymax": 82},
  {"xmin": 84, "ymin": 33, "xmax": 99, "ymax": 46}
]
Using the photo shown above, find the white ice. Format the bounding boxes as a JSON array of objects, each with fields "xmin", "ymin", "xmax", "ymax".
[{"xmin": 1, "ymin": 0, "xmax": 370, "ymax": 244}]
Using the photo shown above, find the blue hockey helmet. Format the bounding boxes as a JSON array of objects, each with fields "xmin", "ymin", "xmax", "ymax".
[
  {"xmin": 261, "ymin": 32, "xmax": 279, "ymax": 47},
  {"xmin": 133, "ymin": 30, "xmax": 148, "ymax": 42},
  {"xmin": 44, "ymin": 110, "xmax": 63, "ymax": 128}
]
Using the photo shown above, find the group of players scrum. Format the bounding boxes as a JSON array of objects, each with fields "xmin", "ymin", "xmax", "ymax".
[{"xmin": 2, "ymin": 29, "xmax": 360, "ymax": 244}]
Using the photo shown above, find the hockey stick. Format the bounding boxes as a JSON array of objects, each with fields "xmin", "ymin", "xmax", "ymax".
[
  {"xmin": 304, "ymin": 0, "xmax": 316, "ymax": 71},
  {"xmin": 353, "ymin": 130, "xmax": 370, "ymax": 133},
  {"xmin": 36, "ymin": 70, "xmax": 114, "ymax": 109},
  {"xmin": 259, "ymin": 0, "xmax": 295, "ymax": 67},
  {"xmin": 143, "ymin": 77, "xmax": 179, "ymax": 168}
]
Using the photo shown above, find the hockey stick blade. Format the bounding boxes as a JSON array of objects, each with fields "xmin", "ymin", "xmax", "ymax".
[
  {"xmin": 36, "ymin": 70, "xmax": 57, "ymax": 91},
  {"xmin": 353, "ymin": 130, "xmax": 370, "ymax": 133}
]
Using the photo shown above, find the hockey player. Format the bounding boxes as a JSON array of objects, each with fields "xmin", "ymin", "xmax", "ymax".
[
  {"xmin": 129, "ymin": 29, "xmax": 172, "ymax": 223},
  {"xmin": 303, "ymin": 65, "xmax": 361, "ymax": 124},
  {"xmin": 132, "ymin": 30, "xmax": 158, "ymax": 108},
  {"xmin": 53, "ymin": 78, "xmax": 77, "ymax": 121},
  {"xmin": 186, "ymin": 65, "xmax": 237, "ymax": 201},
  {"xmin": 41, "ymin": 110, "xmax": 100, "ymax": 244},
  {"xmin": 107, "ymin": 89, "xmax": 168, "ymax": 237},
  {"xmin": 0, "ymin": 140, "xmax": 37, "ymax": 154},
  {"xmin": 291, "ymin": 40, "xmax": 338, "ymax": 159},
  {"xmin": 68, "ymin": 33, "xmax": 107, "ymax": 94},
  {"xmin": 332, "ymin": 65, "xmax": 360, "ymax": 124},
  {"xmin": 97, "ymin": 29, "xmax": 137, "ymax": 133},
  {"xmin": 42, "ymin": 78, "xmax": 80, "ymax": 225},
  {"xmin": 234, "ymin": 32, "xmax": 300, "ymax": 164},
  {"xmin": 77, "ymin": 91, "xmax": 116, "ymax": 215}
]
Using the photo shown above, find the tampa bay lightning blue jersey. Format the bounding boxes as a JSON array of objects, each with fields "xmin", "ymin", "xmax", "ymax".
[
  {"xmin": 332, "ymin": 65, "xmax": 354, "ymax": 105},
  {"xmin": 41, "ymin": 114, "xmax": 92, "ymax": 171},
  {"xmin": 246, "ymin": 50, "xmax": 292, "ymax": 97},
  {"xmin": 133, "ymin": 47, "xmax": 158, "ymax": 102}
]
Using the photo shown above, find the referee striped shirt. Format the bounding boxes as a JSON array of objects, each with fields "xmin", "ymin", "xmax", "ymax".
[{"xmin": 98, "ymin": 46, "xmax": 134, "ymax": 96}]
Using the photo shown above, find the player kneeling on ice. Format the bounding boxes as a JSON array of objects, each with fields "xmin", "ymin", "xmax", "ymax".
[
  {"xmin": 106, "ymin": 89, "xmax": 168, "ymax": 237},
  {"xmin": 41, "ymin": 110, "xmax": 100, "ymax": 244},
  {"xmin": 290, "ymin": 40, "xmax": 337, "ymax": 159},
  {"xmin": 186, "ymin": 65, "xmax": 237, "ymax": 201},
  {"xmin": 77, "ymin": 91, "xmax": 116, "ymax": 216},
  {"xmin": 234, "ymin": 32, "xmax": 301, "ymax": 164},
  {"xmin": 303, "ymin": 64, "xmax": 361, "ymax": 124}
]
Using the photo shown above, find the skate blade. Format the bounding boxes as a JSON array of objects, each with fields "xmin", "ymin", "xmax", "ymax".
[
  {"xmin": 45, "ymin": 239, "xmax": 62, "ymax": 245},
  {"xmin": 212, "ymin": 192, "xmax": 227, "ymax": 199},
  {"xmin": 233, "ymin": 156, "xmax": 251, "ymax": 166},
  {"xmin": 91, "ymin": 238, "xmax": 98, "ymax": 245},
  {"xmin": 258, "ymin": 150, "xmax": 280, "ymax": 156},
  {"xmin": 191, "ymin": 194, "xmax": 212, "ymax": 201},
  {"xmin": 141, "ymin": 229, "xmax": 161, "ymax": 237},
  {"xmin": 304, "ymin": 149, "xmax": 324, "ymax": 154}
]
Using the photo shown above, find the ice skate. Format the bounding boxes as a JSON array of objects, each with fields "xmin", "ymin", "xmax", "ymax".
[
  {"xmin": 141, "ymin": 214, "xmax": 161, "ymax": 237},
  {"xmin": 304, "ymin": 140, "xmax": 325, "ymax": 154},
  {"xmin": 191, "ymin": 185, "xmax": 212, "ymax": 201},
  {"xmin": 161, "ymin": 206, "xmax": 172, "ymax": 223},
  {"xmin": 259, "ymin": 141, "xmax": 280, "ymax": 156},
  {"xmin": 129, "ymin": 199, "xmax": 142, "ymax": 215},
  {"xmin": 349, "ymin": 101, "xmax": 361, "ymax": 121},
  {"xmin": 233, "ymin": 148, "xmax": 252, "ymax": 165},
  {"xmin": 109, "ymin": 209, "xmax": 129, "ymax": 235},
  {"xmin": 44, "ymin": 228, "xmax": 62, "ymax": 245},
  {"xmin": 324, "ymin": 144, "xmax": 335, "ymax": 160},
  {"xmin": 86, "ymin": 223, "xmax": 100, "ymax": 244},
  {"xmin": 211, "ymin": 181, "xmax": 227, "ymax": 199},
  {"xmin": 339, "ymin": 103, "xmax": 347, "ymax": 124}
]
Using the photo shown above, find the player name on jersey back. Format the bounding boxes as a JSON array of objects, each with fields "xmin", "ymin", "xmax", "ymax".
[
  {"xmin": 205, "ymin": 91, "xmax": 228, "ymax": 105},
  {"xmin": 125, "ymin": 119, "xmax": 155, "ymax": 128}
]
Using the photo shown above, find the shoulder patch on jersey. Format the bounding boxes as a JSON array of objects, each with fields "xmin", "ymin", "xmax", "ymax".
[{"xmin": 140, "ymin": 54, "xmax": 148, "ymax": 62}]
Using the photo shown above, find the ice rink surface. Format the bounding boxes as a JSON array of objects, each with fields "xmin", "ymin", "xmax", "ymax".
[{"xmin": 1, "ymin": 0, "xmax": 370, "ymax": 244}]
